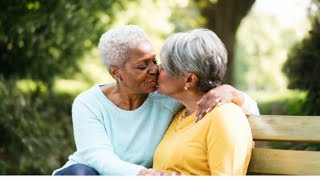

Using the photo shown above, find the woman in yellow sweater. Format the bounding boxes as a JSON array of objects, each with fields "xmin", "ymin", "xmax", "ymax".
[{"xmin": 153, "ymin": 29, "xmax": 253, "ymax": 175}]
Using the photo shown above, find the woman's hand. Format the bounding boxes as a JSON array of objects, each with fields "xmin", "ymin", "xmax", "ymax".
[
  {"xmin": 196, "ymin": 84, "xmax": 244, "ymax": 121},
  {"xmin": 138, "ymin": 169, "xmax": 180, "ymax": 176}
]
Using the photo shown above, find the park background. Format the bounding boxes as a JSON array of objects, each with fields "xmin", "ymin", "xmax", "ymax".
[{"xmin": 0, "ymin": 0, "xmax": 319, "ymax": 174}]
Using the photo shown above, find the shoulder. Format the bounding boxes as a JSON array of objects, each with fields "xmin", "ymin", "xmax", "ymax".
[
  {"xmin": 207, "ymin": 103, "xmax": 248, "ymax": 126},
  {"xmin": 72, "ymin": 84, "xmax": 106, "ymax": 109},
  {"xmin": 149, "ymin": 91, "xmax": 182, "ymax": 113},
  {"xmin": 75, "ymin": 84, "xmax": 106, "ymax": 101},
  {"xmin": 213, "ymin": 103, "xmax": 244, "ymax": 115}
]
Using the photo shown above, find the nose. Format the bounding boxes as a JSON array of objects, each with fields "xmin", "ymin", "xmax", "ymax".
[{"xmin": 148, "ymin": 62, "xmax": 159, "ymax": 75}]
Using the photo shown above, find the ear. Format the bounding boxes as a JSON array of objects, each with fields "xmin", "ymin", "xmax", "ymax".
[
  {"xmin": 109, "ymin": 65, "xmax": 121, "ymax": 81},
  {"xmin": 185, "ymin": 73, "xmax": 199, "ymax": 89}
]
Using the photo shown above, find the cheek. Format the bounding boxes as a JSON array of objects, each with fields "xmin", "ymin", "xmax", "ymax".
[
  {"xmin": 158, "ymin": 71, "xmax": 168, "ymax": 84},
  {"xmin": 127, "ymin": 70, "xmax": 147, "ymax": 82}
]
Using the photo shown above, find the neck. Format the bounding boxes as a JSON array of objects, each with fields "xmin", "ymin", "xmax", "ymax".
[
  {"xmin": 102, "ymin": 83, "xmax": 148, "ymax": 110},
  {"xmin": 176, "ymin": 90, "xmax": 206, "ymax": 116}
]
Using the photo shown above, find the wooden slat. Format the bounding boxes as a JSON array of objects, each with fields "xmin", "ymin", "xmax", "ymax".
[
  {"xmin": 248, "ymin": 115, "xmax": 320, "ymax": 143},
  {"xmin": 248, "ymin": 148, "xmax": 320, "ymax": 175}
]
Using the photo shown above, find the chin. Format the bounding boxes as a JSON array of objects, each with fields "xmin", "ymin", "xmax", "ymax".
[
  {"xmin": 146, "ymin": 87, "xmax": 157, "ymax": 93},
  {"xmin": 156, "ymin": 88, "xmax": 164, "ymax": 94}
]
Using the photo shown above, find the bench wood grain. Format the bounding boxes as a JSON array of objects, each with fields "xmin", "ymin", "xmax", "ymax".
[{"xmin": 247, "ymin": 115, "xmax": 320, "ymax": 175}]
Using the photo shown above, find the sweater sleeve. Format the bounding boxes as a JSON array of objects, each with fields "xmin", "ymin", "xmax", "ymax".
[
  {"xmin": 70, "ymin": 99, "xmax": 146, "ymax": 175},
  {"xmin": 240, "ymin": 91, "xmax": 260, "ymax": 115},
  {"xmin": 206, "ymin": 104, "xmax": 253, "ymax": 175}
]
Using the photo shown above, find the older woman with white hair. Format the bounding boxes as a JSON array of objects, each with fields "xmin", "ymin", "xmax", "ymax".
[
  {"xmin": 52, "ymin": 25, "xmax": 258, "ymax": 175},
  {"xmin": 153, "ymin": 29, "xmax": 253, "ymax": 175}
]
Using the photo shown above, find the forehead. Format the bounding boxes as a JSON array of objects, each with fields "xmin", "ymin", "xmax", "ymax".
[{"xmin": 129, "ymin": 41, "xmax": 156, "ymax": 62}]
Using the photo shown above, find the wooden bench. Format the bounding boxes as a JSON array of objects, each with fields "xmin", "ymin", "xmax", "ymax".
[{"xmin": 247, "ymin": 115, "xmax": 320, "ymax": 175}]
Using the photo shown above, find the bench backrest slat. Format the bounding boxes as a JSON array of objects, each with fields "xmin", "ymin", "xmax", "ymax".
[
  {"xmin": 248, "ymin": 115, "xmax": 320, "ymax": 143},
  {"xmin": 247, "ymin": 115, "xmax": 320, "ymax": 175}
]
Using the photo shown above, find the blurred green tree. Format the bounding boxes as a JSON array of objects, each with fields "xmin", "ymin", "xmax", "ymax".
[
  {"xmin": 0, "ymin": 0, "xmax": 116, "ymax": 88},
  {"xmin": 235, "ymin": 10, "xmax": 305, "ymax": 91},
  {"xmin": 164, "ymin": 0, "xmax": 255, "ymax": 85},
  {"xmin": 194, "ymin": 0, "xmax": 255, "ymax": 85},
  {"xmin": 0, "ymin": 78, "xmax": 76, "ymax": 174},
  {"xmin": 283, "ymin": 0, "xmax": 320, "ymax": 115},
  {"xmin": 0, "ymin": 0, "xmax": 125, "ymax": 175}
]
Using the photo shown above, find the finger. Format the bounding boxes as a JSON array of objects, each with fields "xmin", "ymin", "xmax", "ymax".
[
  {"xmin": 205, "ymin": 101, "xmax": 218, "ymax": 113},
  {"xmin": 196, "ymin": 98, "xmax": 203, "ymax": 105},
  {"xmin": 137, "ymin": 169, "xmax": 148, "ymax": 176},
  {"xmin": 218, "ymin": 98, "xmax": 229, "ymax": 104},
  {"xmin": 218, "ymin": 97, "xmax": 229, "ymax": 106},
  {"xmin": 197, "ymin": 98, "xmax": 208, "ymax": 110},
  {"xmin": 204, "ymin": 98, "xmax": 221, "ymax": 113},
  {"xmin": 197, "ymin": 98, "xmax": 213, "ymax": 116},
  {"xmin": 197, "ymin": 106, "xmax": 204, "ymax": 118},
  {"xmin": 197, "ymin": 93, "xmax": 208, "ymax": 105},
  {"xmin": 196, "ymin": 107, "xmax": 207, "ymax": 122},
  {"xmin": 196, "ymin": 111, "xmax": 207, "ymax": 122},
  {"xmin": 171, "ymin": 172, "xmax": 181, "ymax": 176},
  {"xmin": 196, "ymin": 100, "xmax": 207, "ymax": 120},
  {"xmin": 195, "ymin": 108, "xmax": 201, "ymax": 120}
]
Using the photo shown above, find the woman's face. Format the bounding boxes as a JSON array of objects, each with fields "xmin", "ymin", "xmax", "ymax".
[
  {"xmin": 117, "ymin": 41, "xmax": 159, "ymax": 94},
  {"xmin": 157, "ymin": 65, "xmax": 185, "ymax": 97}
]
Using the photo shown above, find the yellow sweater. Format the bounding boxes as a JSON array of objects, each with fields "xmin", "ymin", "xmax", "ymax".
[{"xmin": 153, "ymin": 103, "xmax": 253, "ymax": 175}]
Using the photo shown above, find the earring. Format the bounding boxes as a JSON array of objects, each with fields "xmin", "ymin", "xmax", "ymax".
[{"xmin": 184, "ymin": 86, "xmax": 188, "ymax": 90}]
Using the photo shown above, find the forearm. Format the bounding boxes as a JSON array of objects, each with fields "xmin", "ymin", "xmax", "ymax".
[
  {"xmin": 70, "ymin": 146, "xmax": 146, "ymax": 175},
  {"xmin": 72, "ymin": 100, "xmax": 146, "ymax": 175},
  {"xmin": 239, "ymin": 91, "xmax": 260, "ymax": 115},
  {"xmin": 231, "ymin": 89, "xmax": 245, "ymax": 106}
]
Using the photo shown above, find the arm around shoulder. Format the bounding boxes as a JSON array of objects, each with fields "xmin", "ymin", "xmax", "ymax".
[{"xmin": 238, "ymin": 91, "xmax": 260, "ymax": 115}]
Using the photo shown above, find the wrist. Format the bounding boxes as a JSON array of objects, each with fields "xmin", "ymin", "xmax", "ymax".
[
  {"xmin": 137, "ymin": 168, "xmax": 148, "ymax": 175},
  {"xmin": 232, "ymin": 90, "xmax": 244, "ymax": 106}
]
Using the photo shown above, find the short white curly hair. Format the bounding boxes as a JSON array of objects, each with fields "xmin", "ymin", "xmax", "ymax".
[{"xmin": 98, "ymin": 25, "xmax": 151, "ymax": 71}]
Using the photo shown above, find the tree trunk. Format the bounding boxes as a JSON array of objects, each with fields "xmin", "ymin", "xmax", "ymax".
[{"xmin": 196, "ymin": 0, "xmax": 255, "ymax": 85}]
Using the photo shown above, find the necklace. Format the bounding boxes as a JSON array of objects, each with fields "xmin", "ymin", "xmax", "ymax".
[
  {"xmin": 175, "ymin": 109, "xmax": 193, "ymax": 131},
  {"xmin": 179, "ymin": 109, "xmax": 190, "ymax": 121},
  {"xmin": 184, "ymin": 109, "xmax": 191, "ymax": 117}
]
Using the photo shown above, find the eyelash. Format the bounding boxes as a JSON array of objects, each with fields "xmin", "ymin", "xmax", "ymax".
[
  {"xmin": 137, "ymin": 60, "xmax": 158, "ymax": 70},
  {"xmin": 138, "ymin": 66, "xmax": 147, "ymax": 70}
]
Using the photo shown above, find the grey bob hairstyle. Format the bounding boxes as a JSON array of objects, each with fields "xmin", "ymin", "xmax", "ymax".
[{"xmin": 160, "ymin": 28, "xmax": 228, "ymax": 92}]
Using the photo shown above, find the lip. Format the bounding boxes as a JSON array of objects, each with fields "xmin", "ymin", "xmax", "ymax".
[{"xmin": 149, "ymin": 79, "xmax": 158, "ymax": 87}]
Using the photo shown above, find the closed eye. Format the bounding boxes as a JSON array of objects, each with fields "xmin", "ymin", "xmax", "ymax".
[{"xmin": 137, "ymin": 66, "xmax": 147, "ymax": 70}]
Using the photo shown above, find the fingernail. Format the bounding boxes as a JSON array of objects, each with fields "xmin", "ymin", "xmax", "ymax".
[
  {"xmin": 196, "ymin": 115, "xmax": 201, "ymax": 122},
  {"xmin": 205, "ymin": 108, "xmax": 210, "ymax": 113}
]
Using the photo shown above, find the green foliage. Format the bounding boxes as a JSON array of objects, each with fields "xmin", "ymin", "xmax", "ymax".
[
  {"xmin": 0, "ymin": 0, "xmax": 115, "ymax": 86},
  {"xmin": 235, "ymin": 10, "xmax": 308, "ymax": 91},
  {"xmin": 0, "ymin": 77, "xmax": 75, "ymax": 174},
  {"xmin": 283, "ymin": 20, "xmax": 320, "ymax": 115},
  {"xmin": 251, "ymin": 90, "xmax": 306, "ymax": 115},
  {"xmin": 169, "ymin": 0, "xmax": 205, "ymax": 33}
]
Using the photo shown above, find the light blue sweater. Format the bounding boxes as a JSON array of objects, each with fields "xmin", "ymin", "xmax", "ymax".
[
  {"xmin": 53, "ymin": 84, "xmax": 259, "ymax": 175},
  {"xmin": 53, "ymin": 84, "xmax": 182, "ymax": 175}
]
